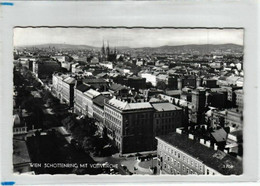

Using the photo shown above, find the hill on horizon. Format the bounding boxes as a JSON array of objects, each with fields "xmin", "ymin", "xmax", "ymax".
[{"xmin": 15, "ymin": 43, "xmax": 243, "ymax": 54}]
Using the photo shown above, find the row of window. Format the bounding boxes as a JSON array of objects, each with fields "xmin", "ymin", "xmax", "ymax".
[
  {"xmin": 156, "ymin": 125, "xmax": 175, "ymax": 134},
  {"xmin": 155, "ymin": 111, "xmax": 180, "ymax": 118},
  {"xmin": 156, "ymin": 117, "xmax": 180, "ymax": 125},
  {"xmin": 163, "ymin": 162, "xmax": 199, "ymax": 175},
  {"xmin": 105, "ymin": 120, "xmax": 121, "ymax": 134},
  {"xmin": 105, "ymin": 113, "xmax": 122, "ymax": 126},
  {"xmin": 104, "ymin": 107, "xmax": 122, "ymax": 119},
  {"xmin": 93, "ymin": 106, "xmax": 104, "ymax": 115},
  {"xmin": 159, "ymin": 143, "xmax": 203, "ymax": 171},
  {"xmin": 13, "ymin": 127, "xmax": 27, "ymax": 134}
]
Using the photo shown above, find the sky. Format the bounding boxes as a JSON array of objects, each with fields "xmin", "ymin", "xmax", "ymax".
[{"xmin": 14, "ymin": 27, "xmax": 244, "ymax": 48}]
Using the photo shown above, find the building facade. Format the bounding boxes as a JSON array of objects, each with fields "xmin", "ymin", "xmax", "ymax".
[
  {"xmin": 151, "ymin": 102, "xmax": 183, "ymax": 136},
  {"xmin": 156, "ymin": 132, "xmax": 242, "ymax": 175},
  {"xmin": 104, "ymin": 97, "xmax": 154, "ymax": 154},
  {"xmin": 74, "ymin": 83, "xmax": 90, "ymax": 114},
  {"xmin": 52, "ymin": 73, "xmax": 76, "ymax": 107},
  {"xmin": 83, "ymin": 89, "xmax": 101, "ymax": 117},
  {"xmin": 234, "ymin": 89, "xmax": 243, "ymax": 109}
]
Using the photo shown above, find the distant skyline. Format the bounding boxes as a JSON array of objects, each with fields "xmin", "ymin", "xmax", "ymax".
[{"xmin": 14, "ymin": 27, "xmax": 244, "ymax": 48}]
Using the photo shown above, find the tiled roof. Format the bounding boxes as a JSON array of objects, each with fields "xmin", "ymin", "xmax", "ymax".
[
  {"xmin": 63, "ymin": 77, "xmax": 76, "ymax": 84},
  {"xmin": 93, "ymin": 95, "xmax": 109, "ymax": 108},
  {"xmin": 84, "ymin": 89, "xmax": 101, "ymax": 99},
  {"xmin": 156, "ymin": 133, "xmax": 242, "ymax": 175},
  {"xmin": 109, "ymin": 83, "xmax": 127, "ymax": 91},
  {"xmin": 107, "ymin": 97, "xmax": 153, "ymax": 111},
  {"xmin": 125, "ymin": 102, "xmax": 153, "ymax": 110},
  {"xmin": 211, "ymin": 128, "xmax": 228, "ymax": 142},
  {"xmin": 107, "ymin": 97, "xmax": 128, "ymax": 110},
  {"xmin": 151, "ymin": 102, "xmax": 182, "ymax": 111}
]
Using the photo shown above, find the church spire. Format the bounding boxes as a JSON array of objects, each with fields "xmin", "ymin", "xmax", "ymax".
[{"xmin": 106, "ymin": 41, "xmax": 110, "ymax": 55}]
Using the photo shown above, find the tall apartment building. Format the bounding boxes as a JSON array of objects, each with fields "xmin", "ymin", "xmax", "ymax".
[
  {"xmin": 52, "ymin": 73, "xmax": 76, "ymax": 107},
  {"xmin": 74, "ymin": 83, "xmax": 90, "ymax": 115},
  {"xmin": 104, "ymin": 97, "xmax": 154, "ymax": 154},
  {"xmin": 156, "ymin": 132, "xmax": 242, "ymax": 175},
  {"xmin": 151, "ymin": 102, "xmax": 183, "ymax": 136},
  {"xmin": 234, "ymin": 89, "xmax": 243, "ymax": 109},
  {"xmin": 190, "ymin": 88, "xmax": 206, "ymax": 124},
  {"xmin": 93, "ymin": 95, "xmax": 109, "ymax": 123},
  {"xmin": 83, "ymin": 89, "xmax": 101, "ymax": 117}
]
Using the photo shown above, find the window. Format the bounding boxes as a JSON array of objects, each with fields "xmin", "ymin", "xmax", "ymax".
[
  {"xmin": 190, "ymin": 170, "xmax": 193, "ymax": 174},
  {"xmin": 174, "ymin": 160, "xmax": 177, "ymax": 166},
  {"xmin": 178, "ymin": 153, "xmax": 181, "ymax": 159},
  {"xmin": 183, "ymin": 156, "xmax": 186, "ymax": 161},
  {"xmin": 207, "ymin": 169, "xmax": 209, "ymax": 175},
  {"xmin": 177, "ymin": 162, "xmax": 180, "ymax": 168},
  {"xmin": 171, "ymin": 149, "xmax": 173, "ymax": 154},
  {"xmin": 186, "ymin": 168, "xmax": 189, "ymax": 174},
  {"xmin": 182, "ymin": 165, "xmax": 185, "ymax": 171}
]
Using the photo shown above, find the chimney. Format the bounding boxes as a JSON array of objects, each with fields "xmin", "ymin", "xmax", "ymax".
[
  {"xmin": 188, "ymin": 134, "xmax": 194, "ymax": 140},
  {"xmin": 214, "ymin": 143, "xmax": 218, "ymax": 151},
  {"xmin": 224, "ymin": 149, "xmax": 229, "ymax": 154},
  {"xmin": 205, "ymin": 140, "xmax": 211, "ymax": 148},
  {"xmin": 200, "ymin": 138, "xmax": 205, "ymax": 145},
  {"xmin": 176, "ymin": 128, "xmax": 182, "ymax": 134},
  {"xmin": 177, "ymin": 78, "xmax": 182, "ymax": 90}
]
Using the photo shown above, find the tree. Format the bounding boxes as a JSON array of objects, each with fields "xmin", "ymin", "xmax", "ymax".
[
  {"xmin": 33, "ymin": 80, "xmax": 42, "ymax": 89},
  {"xmin": 102, "ymin": 127, "xmax": 108, "ymax": 139},
  {"xmin": 46, "ymin": 98, "xmax": 54, "ymax": 107},
  {"xmin": 43, "ymin": 91, "xmax": 52, "ymax": 102},
  {"xmin": 82, "ymin": 137, "xmax": 93, "ymax": 154}
]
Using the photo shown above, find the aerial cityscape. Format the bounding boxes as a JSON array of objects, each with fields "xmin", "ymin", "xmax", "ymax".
[{"xmin": 13, "ymin": 27, "xmax": 243, "ymax": 175}]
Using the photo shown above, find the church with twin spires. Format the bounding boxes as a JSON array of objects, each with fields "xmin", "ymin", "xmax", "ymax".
[{"xmin": 101, "ymin": 41, "xmax": 118, "ymax": 62}]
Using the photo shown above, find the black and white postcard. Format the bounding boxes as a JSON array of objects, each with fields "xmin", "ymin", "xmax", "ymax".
[{"xmin": 13, "ymin": 27, "xmax": 244, "ymax": 176}]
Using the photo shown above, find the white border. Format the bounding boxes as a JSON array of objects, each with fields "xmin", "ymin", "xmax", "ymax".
[{"xmin": 0, "ymin": 0, "xmax": 259, "ymax": 185}]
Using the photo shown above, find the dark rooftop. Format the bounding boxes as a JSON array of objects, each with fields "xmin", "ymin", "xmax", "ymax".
[
  {"xmin": 110, "ymin": 83, "xmax": 128, "ymax": 92},
  {"xmin": 76, "ymin": 84, "xmax": 90, "ymax": 92},
  {"xmin": 83, "ymin": 78, "xmax": 107, "ymax": 84},
  {"xmin": 93, "ymin": 95, "xmax": 109, "ymax": 108},
  {"xmin": 156, "ymin": 132, "xmax": 242, "ymax": 175}
]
